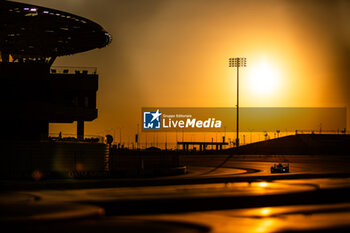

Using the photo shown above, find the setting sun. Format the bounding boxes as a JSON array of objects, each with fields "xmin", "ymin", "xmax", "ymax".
[{"xmin": 248, "ymin": 59, "xmax": 280, "ymax": 96}]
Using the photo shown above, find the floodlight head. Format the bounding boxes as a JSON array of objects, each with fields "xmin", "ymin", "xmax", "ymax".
[{"xmin": 229, "ymin": 57, "xmax": 247, "ymax": 67}]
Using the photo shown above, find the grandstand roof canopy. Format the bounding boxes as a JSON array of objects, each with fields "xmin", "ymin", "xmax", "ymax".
[{"xmin": 0, "ymin": 0, "xmax": 112, "ymax": 59}]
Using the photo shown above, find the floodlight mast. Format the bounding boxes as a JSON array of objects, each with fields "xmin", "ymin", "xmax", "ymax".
[{"xmin": 229, "ymin": 57, "xmax": 246, "ymax": 147}]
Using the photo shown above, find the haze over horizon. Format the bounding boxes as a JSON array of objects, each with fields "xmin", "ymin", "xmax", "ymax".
[{"xmin": 18, "ymin": 0, "xmax": 350, "ymax": 139}]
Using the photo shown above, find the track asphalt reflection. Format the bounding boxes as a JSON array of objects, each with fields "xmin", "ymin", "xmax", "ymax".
[{"xmin": 1, "ymin": 155, "xmax": 350, "ymax": 232}]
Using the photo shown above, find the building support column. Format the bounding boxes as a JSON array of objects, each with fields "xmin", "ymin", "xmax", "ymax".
[{"xmin": 77, "ymin": 120, "xmax": 84, "ymax": 141}]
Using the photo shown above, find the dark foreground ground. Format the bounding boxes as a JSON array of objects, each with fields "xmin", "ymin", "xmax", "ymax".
[{"xmin": 1, "ymin": 154, "xmax": 350, "ymax": 233}]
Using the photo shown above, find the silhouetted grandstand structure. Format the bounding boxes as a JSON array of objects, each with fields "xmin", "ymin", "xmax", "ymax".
[
  {"xmin": 0, "ymin": 0, "xmax": 111, "ymax": 177},
  {"xmin": 0, "ymin": 0, "xmax": 111, "ymax": 140}
]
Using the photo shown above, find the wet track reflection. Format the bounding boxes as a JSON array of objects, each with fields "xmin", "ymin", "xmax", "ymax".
[
  {"xmin": 134, "ymin": 203, "xmax": 350, "ymax": 233},
  {"xmin": 2, "ymin": 154, "xmax": 350, "ymax": 232},
  {"xmin": 27, "ymin": 181, "xmax": 316, "ymax": 202}
]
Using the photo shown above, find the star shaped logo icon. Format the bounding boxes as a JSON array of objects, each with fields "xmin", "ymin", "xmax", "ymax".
[{"xmin": 150, "ymin": 109, "xmax": 161, "ymax": 122}]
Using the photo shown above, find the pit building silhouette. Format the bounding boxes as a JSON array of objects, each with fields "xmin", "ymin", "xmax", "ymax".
[{"xmin": 0, "ymin": 0, "xmax": 111, "ymax": 177}]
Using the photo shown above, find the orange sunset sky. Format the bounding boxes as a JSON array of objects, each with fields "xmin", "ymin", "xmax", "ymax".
[{"xmin": 19, "ymin": 0, "xmax": 350, "ymax": 141}]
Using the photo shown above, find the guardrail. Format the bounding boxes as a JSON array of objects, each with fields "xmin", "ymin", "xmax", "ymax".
[
  {"xmin": 50, "ymin": 66, "xmax": 97, "ymax": 75},
  {"xmin": 49, "ymin": 133, "xmax": 104, "ymax": 143}
]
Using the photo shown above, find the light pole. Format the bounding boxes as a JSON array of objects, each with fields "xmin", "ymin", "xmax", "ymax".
[{"xmin": 229, "ymin": 57, "xmax": 246, "ymax": 147}]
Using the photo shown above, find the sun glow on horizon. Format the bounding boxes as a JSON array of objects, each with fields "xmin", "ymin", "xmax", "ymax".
[{"xmin": 248, "ymin": 59, "xmax": 281, "ymax": 96}]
